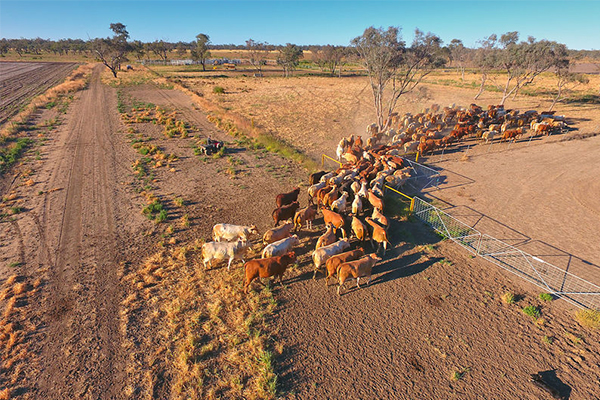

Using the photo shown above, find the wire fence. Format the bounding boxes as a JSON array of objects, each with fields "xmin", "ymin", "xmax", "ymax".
[
  {"xmin": 413, "ymin": 197, "xmax": 600, "ymax": 310},
  {"xmin": 320, "ymin": 152, "xmax": 600, "ymax": 309}
]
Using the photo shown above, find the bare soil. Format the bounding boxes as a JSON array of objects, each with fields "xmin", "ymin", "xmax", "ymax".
[
  {"xmin": 0, "ymin": 61, "xmax": 77, "ymax": 125},
  {"xmin": 424, "ymin": 135, "xmax": 600, "ymax": 286}
]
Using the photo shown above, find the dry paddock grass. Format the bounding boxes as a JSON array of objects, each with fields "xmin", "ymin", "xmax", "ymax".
[
  {"xmin": 150, "ymin": 65, "xmax": 600, "ymax": 164},
  {"xmin": 0, "ymin": 274, "xmax": 43, "ymax": 398},
  {"xmin": 120, "ymin": 240, "xmax": 282, "ymax": 399}
]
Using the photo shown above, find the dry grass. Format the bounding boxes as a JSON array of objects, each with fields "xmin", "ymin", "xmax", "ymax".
[
  {"xmin": 145, "ymin": 65, "xmax": 318, "ymax": 171},
  {"xmin": 575, "ymin": 309, "xmax": 600, "ymax": 329},
  {"xmin": 149, "ymin": 65, "xmax": 600, "ymax": 168},
  {"xmin": 122, "ymin": 241, "xmax": 280, "ymax": 399},
  {"xmin": 0, "ymin": 274, "xmax": 39, "ymax": 395}
]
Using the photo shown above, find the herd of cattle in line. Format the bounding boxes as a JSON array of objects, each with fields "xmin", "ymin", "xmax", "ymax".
[
  {"xmin": 201, "ymin": 136, "xmax": 419, "ymax": 294},
  {"xmin": 200, "ymin": 102, "xmax": 569, "ymax": 295},
  {"xmin": 340, "ymin": 103, "xmax": 569, "ymax": 161}
]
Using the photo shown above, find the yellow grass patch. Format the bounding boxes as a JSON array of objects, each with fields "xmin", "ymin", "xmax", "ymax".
[
  {"xmin": 575, "ymin": 309, "xmax": 600, "ymax": 329},
  {"xmin": 122, "ymin": 242, "xmax": 281, "ymax": 399}
]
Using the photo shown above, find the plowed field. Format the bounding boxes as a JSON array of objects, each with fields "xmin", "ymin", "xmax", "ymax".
[{"xmin": 0, "ymin": 62, "xmax": 77, "ymax": 125}]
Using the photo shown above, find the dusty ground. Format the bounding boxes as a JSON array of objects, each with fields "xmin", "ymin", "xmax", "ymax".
[
  {"xmin": 1, "ymin": 64, "xmax": 599, "ymax": 399},
  {"xmin": 425, "ymin": 135, "xmax": 600, "ymax": 286},
  {"xmin": 0, "ymin": 61, "xmax": 77, "ymax": 125}
]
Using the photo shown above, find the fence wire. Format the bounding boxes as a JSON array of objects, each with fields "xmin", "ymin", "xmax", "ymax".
[
  {"xmin": 403, "ymin": 158, "xmax": 441, "ymax": 192},
  {"xmin": 413, "ymin": 197, "xmax": 600, "ymax": 310}
]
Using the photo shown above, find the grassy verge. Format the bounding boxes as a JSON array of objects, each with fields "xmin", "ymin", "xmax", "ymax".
[
  {"xmin": 122, "ymin": 243, "xmax": 280, "ymax": 399},
  {"xmin": 0, "ymin": 138, "xmax": 33, "ymax": 174},
  {"xmin": 145, "ymin": 65, "xmax": 319, "ymax": 172}
]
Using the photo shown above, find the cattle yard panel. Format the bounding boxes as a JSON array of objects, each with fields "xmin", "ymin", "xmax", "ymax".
[
  {"xmin": 402, "ymin": 158, "xmax": 442, "ymax": 193},
  {"xmin": 412, "ymin": 197, "xmax": 600, "ymax": 310}
]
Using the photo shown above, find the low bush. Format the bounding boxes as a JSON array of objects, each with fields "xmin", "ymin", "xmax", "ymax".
[
  {"xmin": 522, "ymin": 305, "xmax": 541, "ymax": 319},
  {"xmin": 538, "ymin": 293, "xmax": 554, "ymax": 302}
]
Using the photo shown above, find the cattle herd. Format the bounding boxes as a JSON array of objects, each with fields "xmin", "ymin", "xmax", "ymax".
[
  {"xmin": 201, "ymin": 143, "xmax": 410, "ymax": 295},
  {"xmin": 200, "ymin": 102, "xmax": 570, "ymax": 295},
  {"xmin": 360, "ymin": 103, "xmax": 569, "ymax": 158}
]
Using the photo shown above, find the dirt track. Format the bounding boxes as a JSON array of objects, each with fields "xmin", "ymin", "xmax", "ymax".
[
  {"xmin": 0, "ymin": 62, "xmax": 77, "ymax": 125},
  {"xmin": 4, "ymin": 65, "xmax": 144, "ymax": 398}
]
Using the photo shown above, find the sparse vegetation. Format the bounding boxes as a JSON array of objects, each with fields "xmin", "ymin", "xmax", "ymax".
[
  {"xmin": 213, "ymin": 85, "xmax": 225, "ymax": 94},
  {"xmin": 122, "ymin": 242, "xmax": 281, "ymax": 398},
  {"xmin": 575, "ymin": 309, "xmax": 600, "ymax": 329},
  {"xmin": 522, "ymin": 305, "xmax": 541, "ymax": 319}
]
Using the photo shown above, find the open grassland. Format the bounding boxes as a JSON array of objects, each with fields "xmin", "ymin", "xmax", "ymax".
[{"xmin": 150, "ymin": 64, "xmax": 600, "ymax": 163}]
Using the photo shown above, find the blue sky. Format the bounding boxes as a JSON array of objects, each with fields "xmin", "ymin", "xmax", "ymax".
[{"xmin": 1, "ymin": 1, "xmax": 599, "ymax": 49}]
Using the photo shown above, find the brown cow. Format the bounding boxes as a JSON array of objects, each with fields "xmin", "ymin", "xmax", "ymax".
[
  {"xmin": 272, "ymin": 201, "xmax": 300, "ymax": 226},
  {"xmin": 321, "ymin": 208, "xmax": 346, "ymax": 238},
  {"xmin": 337, "ymin": 253, "xmax": 382, "ymax": 295},
  {"xmin": 501, "ymin": 127, "xmax": 524, "ymax": 142},
  {"xmin": 324, "ymin": 247, "xmax": 365, "ymax": 286},
  {"xmin": 244, "ymin": 252, "xmax": 297, "ymax": 293},
  {"xmin": 276, "ymin": 187, "xmax": 300, "ymax": 208},
  {"xmin": 367, "ymin": 189, "xmax": 384, "ymax": 212},
  {"xmin": 294, "ymin": 205, "xmax": 318, "ymax": 231}
]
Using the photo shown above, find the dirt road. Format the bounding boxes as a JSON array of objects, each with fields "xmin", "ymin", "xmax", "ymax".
[{"xmin": 18, "ymin": 65, "xmax": 142, "ymax": 399}]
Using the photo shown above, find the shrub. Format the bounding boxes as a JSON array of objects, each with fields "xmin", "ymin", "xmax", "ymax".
[
  {"xmin": 522, "ymin": 305, "xmax": 541, "ymax": 319},
  {"xmin": 450, "ymin": 367, "xmax": 470, "ymax": 381},
  {"xmin": 213, "ymin": 86, "xmax": 225, "ymax": 94},
  {"xmin": 538, "ymin": 293, "xmax": 554, "ymax": 302},
  {"xmin": 156, "ymin": 209, "xmax": 168, "ymax": 223},
  {"xmin": 502, "ymin": 292, "xmax": 515, "ymax": 305}
]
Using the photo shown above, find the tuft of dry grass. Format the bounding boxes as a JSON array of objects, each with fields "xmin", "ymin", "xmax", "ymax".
[
  {"xmin": 0, "ymin": 388, "xmax": 10, "ymax": 400},
  {"xmin": 501, "ymin": 292, "xmax": 516, "ymax": 305},
  {"xmin": 575, "ymin": 309, "xmax": 600, "ymax": 329}
]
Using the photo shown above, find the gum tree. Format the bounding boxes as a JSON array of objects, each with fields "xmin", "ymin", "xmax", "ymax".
[
  {"xmin": 497, "ymin": 32, "xmax": 567, "ymax": 105},
  {"xmin": 352, "ymin": 26, "xmax": 445, "ymax": 132},
  {"xmin": 246, "ymin": 39, "xmax": 271, "ymax": 75},
  {"xmin": 192, "ymin": 33, "xmax": 211, "ymax": 71},
  {"xmin": 92, "ymin": 22, "xmax": 131, "ymax": 78},
  {"xmin": 448, "ymin": 38, "xmax": 469, "ymax": 81},
  {"xmin": 473, "ymin": 34, "xmax": 499, "ymax": 99},
  {"xmin": 277, "ymin": 43, "xmax": 303, "ymax": 77}
]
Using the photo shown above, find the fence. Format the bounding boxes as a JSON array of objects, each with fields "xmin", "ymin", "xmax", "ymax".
[
  {"xmin": 321, "ymin": 152, "xmax": 600, "ymax": 308},
  {"xmin": 412, "ymin": 197, "xmax": 600, "ymax": 310}
]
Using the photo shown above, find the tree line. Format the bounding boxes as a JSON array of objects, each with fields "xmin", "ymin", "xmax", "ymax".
[{"xmin": 3, "ymin": 24, "xmax": 596, "ymax": 129}]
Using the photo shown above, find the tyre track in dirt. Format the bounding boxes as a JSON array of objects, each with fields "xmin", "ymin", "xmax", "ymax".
[{"xmin": 32, "ymin": 65, "xmax": 128, "ymax": 399}]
